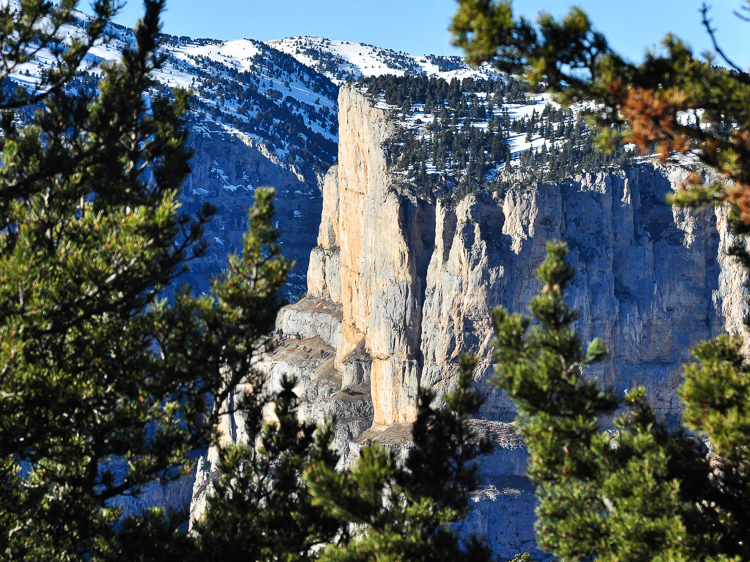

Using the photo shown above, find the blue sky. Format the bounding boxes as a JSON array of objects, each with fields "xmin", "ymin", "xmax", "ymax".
[{"xmin": 113, "ymin": 0, "xmax": 749, "ymax": 67}]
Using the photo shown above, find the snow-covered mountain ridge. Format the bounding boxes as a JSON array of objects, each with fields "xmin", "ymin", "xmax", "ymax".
[
  {"xmin": 8, "ymin": 14, "xmax": 504, "ymax": 197},
  {"xmin": 266, "ymin": 36, "xmax": 500, "ymax": 84}
]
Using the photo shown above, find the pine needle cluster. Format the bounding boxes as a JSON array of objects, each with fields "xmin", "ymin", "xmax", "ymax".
[{"xmin": 0, "ymin": 0, "xmax": 291, "ymax": 557}]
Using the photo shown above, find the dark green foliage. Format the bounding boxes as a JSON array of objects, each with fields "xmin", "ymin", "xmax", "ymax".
[
  {"xmin": 450, "ymin": 2, "xmax": 750, "ymax": 560},
  {"xmin": 0, "ymin": 0, "xmax": 114, "ymax": 109},
  {"xmin": 423, "ymin": 55, "xmax": 466, "ymax": 73},
  {"xmin": 104, "ymin": 508, "xmax": 196, "ymax": 561},
  {"xmin": 0, "ymin": 0, "xmax": 291, "ymax": 557},
  {"xmin": 405, "ymin": 354, "xmax": 492, "ymax": 515},
  {"xmin": 492, "ymin": 242, "xmax": 750, "ymax": 561},
  {"xmin": 115, "ymin": 357, "xmax": 494, "ymax": 562},
  {"xmin": 359, "ymin": 74, "xmax": 631, "ymax": 203},
  {"xmin": 305, "ymin": 355, "xmax": 493, "ymax": 562},
  {"xmin": 191, "ymin": 376, "xmax": 342, "ymax": 562},
  {"xmin": 0, "ymin": 1, "xmax": 496, "ymax": 558}
]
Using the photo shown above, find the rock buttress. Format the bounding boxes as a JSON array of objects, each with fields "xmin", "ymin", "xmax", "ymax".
[{"xmin": 195, "ymin": 85, "xmax": 749, "ymax": 559}]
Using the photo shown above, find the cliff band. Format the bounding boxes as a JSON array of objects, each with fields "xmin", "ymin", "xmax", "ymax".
[{"xmin": 192, "ymin": 84, "xmax": 749, "ymax": 559}]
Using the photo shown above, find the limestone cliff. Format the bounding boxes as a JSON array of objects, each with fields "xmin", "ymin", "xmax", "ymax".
[
  {"xmin": 298, "ymin": 85, "xmax": 745, "ymax": 426},
  {"xmin": 191, "ymin": 84, "xmax": 748, "ymax": 560}
]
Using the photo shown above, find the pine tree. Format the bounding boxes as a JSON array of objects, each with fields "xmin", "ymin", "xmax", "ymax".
[
  {"xmin": 0, "ymin": 0, "xmax": 291, "ymax": 557},
  {"xmin": 305, "ymin": 355, "xmax": 493, "ymax": 562},
  {"xmin": 190, "ymin": 377, "xmax": 342, "ymax": 562},
  {"xmin": 492, "ymin": 242, "xmax": 750, "ymax": 561},
  {"xmin": 0, "ymin": 2, "xmax": 504, "ymax": 559},
  {"xmin": 452, "ymin": 0, "xmax": 750, "ymax": 230}
]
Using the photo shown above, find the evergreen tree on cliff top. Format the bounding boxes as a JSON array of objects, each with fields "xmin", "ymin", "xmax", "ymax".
[
  {"xmin": 451, "ymin": 1, "xmax": 750, "ymax": 560},
  {"xmin": 452, "ymin": 0, "xmax": 750, "ymax": 229}
]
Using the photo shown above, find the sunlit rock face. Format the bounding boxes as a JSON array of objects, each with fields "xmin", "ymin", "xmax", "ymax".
[
  {"xmin": 294, "ymin": 85, "xmax": 742, "ymax": 425},
  {"xmin": 192, "ymin": 84, "xmax": 747, "ymax": 559}
]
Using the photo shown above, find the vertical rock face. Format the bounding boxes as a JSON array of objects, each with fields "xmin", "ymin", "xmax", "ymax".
[
  {"xmin": 301, "ymin": 85, "xmax": 743, "ymax": 426},
  {"xmin": 194, "ymin": 84, "xmax": 748, "ymax": 558},
  {"xmin": 178, "ymin": 126, "xmax": 323, "ymax": 296},
  {"xmin": 308, "ymin": 166, "xmax": 342, "ymax": 304},
  {"xmin": 116, "ymin": 118, "xmax": 327, "ymax": 522},
  {"xmin": 420, "ymin": 166, "xmax": 734, "ymax": 421},
  {"xmin": 313, "ymin": 87, "xmax": 438, "ymax": 426}
]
